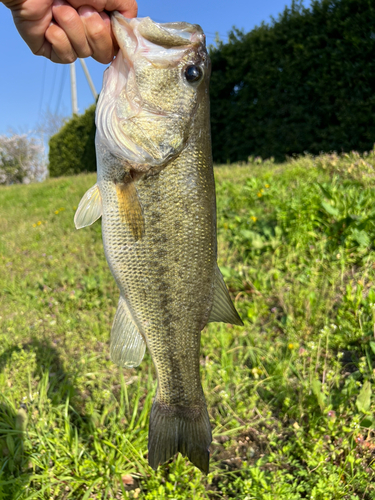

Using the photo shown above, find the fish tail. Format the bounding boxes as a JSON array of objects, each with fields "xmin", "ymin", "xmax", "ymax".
[{"xmin": 148, "ymin": 399, "xmax": 212, "ymax": 474}]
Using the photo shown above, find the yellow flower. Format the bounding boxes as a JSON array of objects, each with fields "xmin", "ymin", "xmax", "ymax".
[
  {"xmin": 32, "ymin": 223, "xmax": 37, "ymax": 227},
  {"xmin": 37, "ymin": 221, "xmax": 41, "ymax": 226},
  {"xmin": 251, "ymin": 216, "xmax": 257, "ymax": 222},
  {"xmin": 55, "ymin": 210, "xmax": 59, "ymax": 214},
  {"xmin": 288, "ymin": 343, "xmax": 294, "ymax": 350},
  {"xmin": 265, "ymin": 184, "xmax": 270, "ymax": 188},
  {"xmin": 251, "ymin": 367, "xmax": 262, "ymax": 379},
  {"xmin": 257, "ymin": 192, "xmax": 262, "ymax": 197}
]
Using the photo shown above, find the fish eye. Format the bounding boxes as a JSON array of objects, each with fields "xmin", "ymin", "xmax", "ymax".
[{"xmin": 184, "ymin": 65, "xmax": 203, "ymax": 83}]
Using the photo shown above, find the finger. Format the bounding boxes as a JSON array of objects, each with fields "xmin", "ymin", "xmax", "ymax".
[
  {"xmin": 11, "ymin": 5, "xmax": 53, "ymax": 57},
  {"xmin": 33, "ymin": 38, "xmax": 53, "ymax": 59},
  {"xmin": 68, "ymin": 0, "xmax": 137, "ymax": 18},
  {"xmin": 79, "ymin": 7, "xmax": 114, "ymax": 64},
  {"xmin": 117, "ymin": 0, "xmax": 137, "ymax": 19},
  {"xmin": 51, "ymin": 0, "xmax": 93, "ymax": 58},
  {"xmin": 45, "ymin": 21, "xmax": 77, "ymax": 63},
  {"xmin": 101, "ymin": 10, "xmax": 120, "ymax": 54}
]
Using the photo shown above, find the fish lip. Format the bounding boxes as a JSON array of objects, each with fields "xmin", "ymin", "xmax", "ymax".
[
  {"xmin": 111, "ymin": 11, "xmax": 206, "ymax": 53},
  {"xmin": 111, "ymin": 13, "xmax": 200, "ymax": 81},
  {"xmin": 111, "ymin": 11, "xmax": 209, "ymax": 80}
]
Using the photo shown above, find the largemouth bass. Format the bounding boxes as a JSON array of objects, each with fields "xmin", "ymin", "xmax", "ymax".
[{"xmin": 74, "ymin": 12, "xmax": 243, "ymax": 474}]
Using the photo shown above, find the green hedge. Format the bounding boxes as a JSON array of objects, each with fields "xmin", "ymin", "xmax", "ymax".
[
  {"xmin": 210, "ymin": 0, "xmax": 375, "ymax": 162},
  {"xmin": 48, "ymin": 105, "xmax": 96, "ymax": 177}
]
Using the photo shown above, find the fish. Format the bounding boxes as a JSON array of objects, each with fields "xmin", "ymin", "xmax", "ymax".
[{"xmin": 74, "ymin": 12, "xmax": 243, "ymax": 474}]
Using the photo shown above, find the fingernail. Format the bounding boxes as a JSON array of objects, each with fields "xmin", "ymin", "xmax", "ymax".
[
  {"xmin": 79, "ymin": 6, "xmax": 95, "ymax": 18},
  {"xmin": 53, "ymin": 0, "xmax": 65, "ymax": 6}
]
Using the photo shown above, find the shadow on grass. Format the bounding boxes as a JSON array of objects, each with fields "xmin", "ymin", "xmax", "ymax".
[{"xmin": 0, "ymin": 338, "xmax": 84, "ymax": 498}]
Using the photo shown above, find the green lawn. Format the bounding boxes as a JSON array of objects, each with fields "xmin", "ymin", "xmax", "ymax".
[{"xmin": 0, "ymin": 151, "xmax": 374, "ymax": 499}]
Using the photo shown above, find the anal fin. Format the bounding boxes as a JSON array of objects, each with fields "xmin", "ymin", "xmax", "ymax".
[
  {"xmin": 110, "ymin": 296, "xmax": 146, "ymax": 368},
  {"xmin": 208, "ymin": 265, "xmax": 244, "ymax": 326}
]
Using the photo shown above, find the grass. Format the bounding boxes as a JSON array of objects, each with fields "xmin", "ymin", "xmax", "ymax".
[{"xmin": 0, "ymin": 150, "xmax": 375, "ymax": 499}]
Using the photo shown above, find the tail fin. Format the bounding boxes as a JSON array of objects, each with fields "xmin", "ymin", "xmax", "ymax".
[{"xmin": 148, "ymin": 399, "xmax": 212, "ymax": 474}]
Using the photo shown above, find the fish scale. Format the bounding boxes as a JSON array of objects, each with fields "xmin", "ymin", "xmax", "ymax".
[{"xmin": 74, "ymin": 12, "xmax": 243, "ymax": 473}]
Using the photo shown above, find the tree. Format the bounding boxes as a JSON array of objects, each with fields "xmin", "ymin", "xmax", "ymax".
[{"xmin": 0, "ymin": 134, "xmax": 47, "ymax": 185}]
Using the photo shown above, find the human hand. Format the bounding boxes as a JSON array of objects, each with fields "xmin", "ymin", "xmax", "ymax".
[{"xmin": 2, "ymin": 0, "xmax": 137, "ymax": 63}]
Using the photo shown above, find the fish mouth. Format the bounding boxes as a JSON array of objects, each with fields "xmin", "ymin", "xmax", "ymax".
[
  {"xmin": 96, "ymin": 13, "xmax": 208, "ymax": 171},
  {"xmin": 112, "ymin": 12, "xmax": 205, "ymax": 57}
]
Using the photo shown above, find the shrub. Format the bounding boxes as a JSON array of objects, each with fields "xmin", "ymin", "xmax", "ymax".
[{"xmin": 48, "ymin": 105, "xmax": 96, "ymax": 178}]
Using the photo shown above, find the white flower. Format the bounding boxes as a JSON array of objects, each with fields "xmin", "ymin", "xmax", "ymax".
[{"xmin": 0, "ymin": 133, "xmax": 47, "ymax": 185}]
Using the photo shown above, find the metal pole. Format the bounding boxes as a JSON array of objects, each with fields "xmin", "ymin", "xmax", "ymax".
[
  {"xmin": 79, "ymin": 58, "xmax": 98, "ymax": 100},
  {"xmin": 70, "ymin": 62, "xmax": 78, "ymax": 115}
]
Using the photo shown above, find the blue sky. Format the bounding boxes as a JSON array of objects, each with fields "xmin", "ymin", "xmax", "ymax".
[{"xmin": 0, "ymin": 0, "xmax": 306, "ymax": 135}]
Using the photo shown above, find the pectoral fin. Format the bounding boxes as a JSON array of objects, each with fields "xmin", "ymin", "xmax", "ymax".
[
  {"xmin": 208, "ymin": 265, "xmax": 244, "ymax": 326},
  {"xmin": 116, "ymin": 180, "xmax": 145, "ymax": 241},
  {"xmin": 74, "ymin": 184, "xmax": 102, "ymax": 229},
  {"xmin": 110, "ymin": 296, "xmax": 146, "ymax": 368}
]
